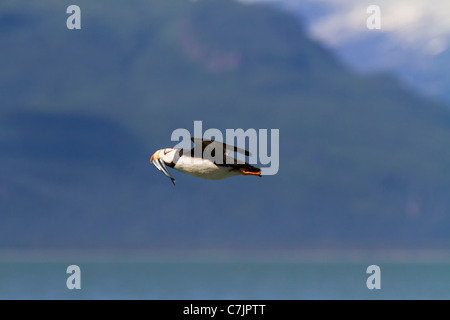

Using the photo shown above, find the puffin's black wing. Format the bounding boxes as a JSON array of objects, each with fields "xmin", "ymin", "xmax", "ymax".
[
  {"xmin": 190, "ymin": 138, "xmax": 251, "ymax": 156},
  {"xmin": 189, "ymin": 138, "xmax": 261, "ymax": 176}
]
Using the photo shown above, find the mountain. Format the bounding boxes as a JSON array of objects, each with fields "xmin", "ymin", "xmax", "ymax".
[{"xmin": 2, "ymin": 0, "xmax": 450, "ymax": 251}]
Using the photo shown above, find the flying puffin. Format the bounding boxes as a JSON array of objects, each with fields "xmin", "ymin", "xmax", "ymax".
[{"xmin": 150, "ymin": 138, "xmax": 261, "ymax": 185}]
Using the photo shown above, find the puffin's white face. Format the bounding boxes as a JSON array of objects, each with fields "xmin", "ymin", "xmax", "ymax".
[
  {"xmin": 161, "ymin": 148, "xmax": 177, "ymax": 164},
  {"xmin": 150, "ymin": 148, "xmax": 176, "ymax": 165}
]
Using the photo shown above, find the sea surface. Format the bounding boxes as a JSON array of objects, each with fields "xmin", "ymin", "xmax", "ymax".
[{"xmin": 1, "ymin": 253, "xmax": 450, "ymax": 300}]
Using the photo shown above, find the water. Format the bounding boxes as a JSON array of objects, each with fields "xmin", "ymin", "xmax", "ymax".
[{"xmin": 1, "ymin": 256, "xmax": 450, "ymax": 299}]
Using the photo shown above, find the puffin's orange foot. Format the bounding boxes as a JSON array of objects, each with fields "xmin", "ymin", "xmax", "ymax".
[{"xmin": 237, "ymin": 170, "xmax": 262, "ymax": 177}]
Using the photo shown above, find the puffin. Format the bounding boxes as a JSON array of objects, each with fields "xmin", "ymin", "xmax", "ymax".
[{"xmin": 150, "ymin": 138, "xmax": 261, "ymax": 185}]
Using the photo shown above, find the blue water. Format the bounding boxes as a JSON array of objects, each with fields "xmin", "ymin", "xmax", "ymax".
[{"xmin": 1, "ymin": 256, "xmax": 450, "ymax": 299}]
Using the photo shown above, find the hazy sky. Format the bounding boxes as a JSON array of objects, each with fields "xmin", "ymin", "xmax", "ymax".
[{"xmin": 239, "ymin": 0, "xmax": 450, "ymax": 56}]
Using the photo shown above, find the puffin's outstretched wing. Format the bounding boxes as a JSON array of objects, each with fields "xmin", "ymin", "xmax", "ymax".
[
  {"xmin": 190, "ymin": 138, "xmax": 261, "ymax": 176},
  {"xmin": 190, "ymin": 138, "xmax": 251, "ymax": 156}
]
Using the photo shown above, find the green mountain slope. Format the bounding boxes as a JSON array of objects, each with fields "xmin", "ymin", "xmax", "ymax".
[{"xmin": 1, "ymin": 0, "xmax": 450, "ymax": 250}]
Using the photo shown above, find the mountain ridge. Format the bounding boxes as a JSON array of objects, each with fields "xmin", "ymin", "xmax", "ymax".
[{"xmin": 1, "ymin": 0, "xmax": 450, "ymax": 250}]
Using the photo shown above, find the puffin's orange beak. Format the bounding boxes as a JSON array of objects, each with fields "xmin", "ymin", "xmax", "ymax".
[{"xmin": 150, "ymin": 150, "xmax": 160, "ymax": 163}]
